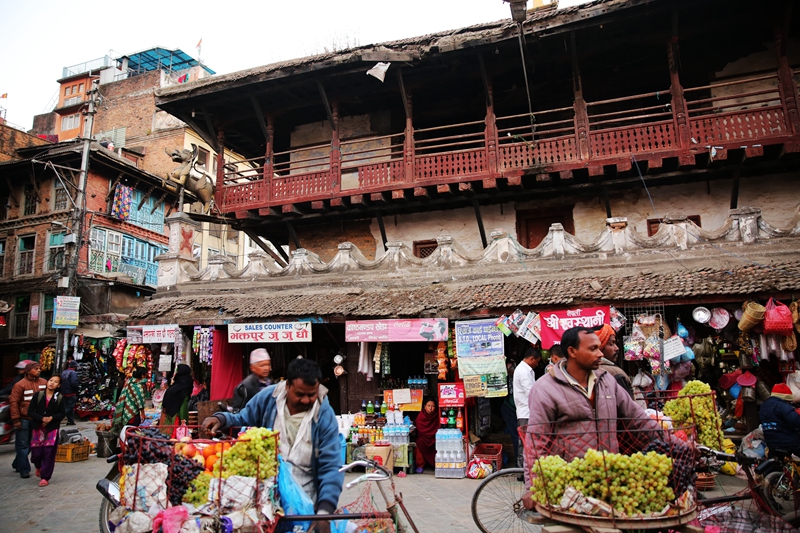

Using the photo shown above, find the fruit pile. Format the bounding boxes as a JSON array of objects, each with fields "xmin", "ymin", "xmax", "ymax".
[
  {"xmin": 211, "ymin": 427, "xmax": 280, "ymax": 479},
  {"xmin": 663, "ymin": 380, "xmax": 724, "ymax": 449},
  {"xmin": 531, "ymin": 449, "xmax": 676, "ymax": 516}
]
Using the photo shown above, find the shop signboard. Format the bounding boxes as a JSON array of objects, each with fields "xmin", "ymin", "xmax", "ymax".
[
  {"xmin": 53, "ymin": 296, "xmax": 80, "ymax": 328},
  {"xmin": 345, "ymin": 318, "xmax": 448, "ymax": 343},
  {"xmin": 438, "ymin": 382, "xmax": 466, "ymax": 407},
  {"xmin": 141, "ymin": 324, "xmax": 179, "ymax": 343},
  {"xmin": 454, "ymin": 319, "xmax": 504, "ymax": 358},
  {"xmin": 383, "ymin": 389, "xmax": 423, "ymax": 411},
  {"xmin": 227, "ymin": 322, "xmax": 312, "ymax": 343},
  {"xmin": 126, "ymin": 326, "xmax": 143, "ymax": 344},
  {"xmin": 463, "ymin": 375, "xmax": 488, "ymax": 397},
  {"xmin": 539, "ymin": 305, "xmax": 610, "ymax": 349}
]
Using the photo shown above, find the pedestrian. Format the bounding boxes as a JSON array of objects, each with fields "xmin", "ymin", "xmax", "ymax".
[
  {"xmin": 159, "ymin": 364, "xmax": 193, "ymax": 434},
  {"xmin": 513, "ymin": 346, "xmax": 541, "ymax": 470},
  {"xmin": 202, "ymin": 358, "xmax": 343, "ymax": 533},
  {"xmin": 413, "ymin": 398, "xmax": 440, "ymax": 473},
  {"xmin": 111, "ymin": 367, "xmax": 148, "ymax": 435},
  {"xmin": 60, "ymin": 361, "xmax": 79, "ymax": 425},
  {"xmin": 596, "ymin": 324, "xmax": 633, "ymax": 397},
  {"xmin": 544, "ymin": 345, "xmax": 563, "ymax": 372},
  {"xmin": 500, "ymin": 357, "xmax": 519, "ymax": 467},
  {"xmin": 0, "ymin": 360, "xmax": 34, "ymax": 397},
  {"xmin": 230, "ymin": 348, "xmax": 273, "ymax": 411},
  {"xmin": 28, "ymin": 374, "xmax": 65, "ymax": 487},
  {"xmin": 9, "ymin": 362, "xmax": 47, "ymax": 478}
]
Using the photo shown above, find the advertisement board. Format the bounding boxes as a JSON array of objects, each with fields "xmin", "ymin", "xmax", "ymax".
[
  {"xmin": 345, "ymin": 318, "xmax": 448, "ymax": 343},
  {"xmin": 228, "ymin": 322, "xmax": 312, "ymax": 343}
]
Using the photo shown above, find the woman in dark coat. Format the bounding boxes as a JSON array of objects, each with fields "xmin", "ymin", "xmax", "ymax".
[
  {"xmin": 159, "ymin": 364, "xmax": 194, "ymax": 434},
  {"xmin": 414, "ymin": 398, "xmax": 440, "ymax": 473},
  {"xmin": 29, "ymin": 374, "xmax": 66, "ymax": 486}
]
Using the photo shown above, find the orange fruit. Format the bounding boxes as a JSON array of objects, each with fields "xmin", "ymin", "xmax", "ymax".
[
  {"xmin": 221, "ymin": 442, "xmax": 232, "ymax": 452},
  {"xmin": 205, "ymin": 455, "xmax": 218, "ymax": 470},
  {"xmin": 202, "ymin": 446, "xmax": 217, "ymax": 459},
  {"xmin": 215, "ymin": 443, "xmax": 223, "ymax": 454}
]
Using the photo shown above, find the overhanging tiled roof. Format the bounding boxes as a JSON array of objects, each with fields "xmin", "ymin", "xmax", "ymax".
[{"xmin": 130, "ymin": 260, "xmax": 800, "ymax": 323}]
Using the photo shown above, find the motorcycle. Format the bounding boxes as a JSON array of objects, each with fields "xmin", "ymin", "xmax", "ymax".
[
  {"xmin": 0, "ymin": 396, "xmax": 15, "ymax": 445},
  {"xmin": 96, "ymin": 428, "xmax": 123, "ymax": 533}
]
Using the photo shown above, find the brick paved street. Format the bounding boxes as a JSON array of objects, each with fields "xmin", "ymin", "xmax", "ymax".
[{"xmin": 0, "ymin": 420, "xmax": 482, "ymax": 533}]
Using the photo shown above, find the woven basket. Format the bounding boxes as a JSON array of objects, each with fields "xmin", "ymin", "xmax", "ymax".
[
  {"xmin": 783, "ymin": 333, "xmax": 798, "ymax": 353},
  {"xmin": 696, "ymin": 472, "xmax": 717, "ymax": 491},
  {"xmin": 637, "ymin": 316, "xmax": 672, "ymax": 339},
  {"xmin": 739, "ymin": 301, "xmax": 765, "ymax": 332}
]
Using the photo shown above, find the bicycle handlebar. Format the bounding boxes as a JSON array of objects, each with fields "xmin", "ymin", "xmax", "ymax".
[
  {"xmin": 339, "ymin": 459, "xmax": 392, "ymax": 489},
  {"xmin": 697, "ymin": 445, "xmax": 759, "ymax": 466}
]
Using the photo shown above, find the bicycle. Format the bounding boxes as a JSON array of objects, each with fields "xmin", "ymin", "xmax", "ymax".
[{"xmin": 471, "ymin": 467, "xmax": 548, "ymax": 533}]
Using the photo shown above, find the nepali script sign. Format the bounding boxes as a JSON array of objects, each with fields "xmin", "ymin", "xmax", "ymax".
[
  {"xmin": 141, "ymin": 324, "xmax": 179, "ymax": 344},
  {"xmin": 53, "ymin": 296, "xmax": 80, "ymax": 328},
  {"xmin": 228, "ymin": 322, "xmax": 312, "ymax": 343},
  {"xmin": 345, "ymin": 318, "xmax": 449, "ymax": 343},
  {"xmin": 539, "ymin": 306, "xmax": 610, "ymax": 349}
]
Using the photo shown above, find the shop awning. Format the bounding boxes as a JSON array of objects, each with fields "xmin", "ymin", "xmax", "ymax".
[{"xmin": 73, "ymin": 327, "xmax": 115, "ymax": 339}]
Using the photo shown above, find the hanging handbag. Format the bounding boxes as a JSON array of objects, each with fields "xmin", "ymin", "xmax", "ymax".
[{"xmin": 763, "ymin": 298, "xmax": 793, "ymax": 336}]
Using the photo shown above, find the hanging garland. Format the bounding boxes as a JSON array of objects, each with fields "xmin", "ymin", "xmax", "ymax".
[
  {"xmin": 193, "ymin": 326, "xmax": 214, "ymax": 365},
  {"xmin": 39, "ymin": 346, "xmax": 56, "ymax": 371}
]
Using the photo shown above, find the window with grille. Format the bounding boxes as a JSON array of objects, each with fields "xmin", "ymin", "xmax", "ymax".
[
  {"xmin": 53, "ymin": 179, "xmax": 69, "ymax": 211},
  {"xmin": 647, "ymin": 216, "xmax": 701, "ymax": 237},
  {"xmin": 0, "ymin": 240, "xmax": 5, "ymax": 278},
  {"xmin": 17, "ymin": 235, "xmax": 35, "ymax": 275},
  {"xmin": 413, "ymin": 240, "xmax": 438, "ymax": 258},
  {"xmin": 42, "ymin": 295, "xmax": 55, "ymax": 336},
  {"xmin": 46, "ymin": 233, "xmax": 65, "ymax": 272},
  {"xmin": 23, "ymin": 186, "xmax": 37, "ymax": 216},
  {"xmin": 12, "ymin": 295, "xmax": 30, "ymax": 338},
  {"xmin": 89, "ymin": 228, "xmax": 121, "ymax": 273}
]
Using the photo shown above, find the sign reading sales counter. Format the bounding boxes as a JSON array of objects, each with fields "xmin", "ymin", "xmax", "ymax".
[
  {"xmin": 227, "ymin": 322, "xmax": 312, "ymax": 343},
  {"xmin": 345, "ymin": 318, "xmax": 449, "ymax": 342}
]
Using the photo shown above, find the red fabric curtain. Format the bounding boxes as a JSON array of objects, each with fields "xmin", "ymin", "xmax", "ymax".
[{"xmin": 210, "ymin": 329, "xmax": 243, "ymax": 401}]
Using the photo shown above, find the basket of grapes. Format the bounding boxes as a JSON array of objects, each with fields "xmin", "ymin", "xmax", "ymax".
[
  {"xmin": 114, "ymin": 426, "xmax": 281, "ymax": 533},
  {"xmin": 520, "ymin": 419, "xmax": 697, "ymax": 530},
  {"xmin": 635, "ymin": 380, "xmax": 725, "ymax": 451}
]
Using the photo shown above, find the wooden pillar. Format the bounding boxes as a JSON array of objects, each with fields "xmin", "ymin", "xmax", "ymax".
[
  {"xmin": 265, "ymin": 116, "xmax": 274, "ymax": 202},
  {"xmin": 570, "ymin": 32, "xmax": 590, "ymax": 160},
  {"xmin": 776, "ymin": 31, "xmax": 800, "ymax": 134},
  {"xmin": 330, "ymin": 104, "xmax": 341, "ymax": 194},
  {"xmin": 404, "ymin": 95, "xmax": 415, "ymax": 183},
  {"xmin": 215, "ymin": 129, "xmax": 225, "ymax": 208},
  {"xmin": 484, "ymin": 86, "xmax": 499, "ymax": 174},
  {"xmin": 668, "ymin": 11, "xmax": 691, "ymax": 149}
]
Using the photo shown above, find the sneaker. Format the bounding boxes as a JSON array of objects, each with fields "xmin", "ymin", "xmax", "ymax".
[
  {"xmin": 20, "ymin": 472, "xmax": 30, "ymax": 479},
  {"xmin": 35, "ymin": 468, "xmax": 41, "ymax": 478},
  {"xmin": 414, "ymin": 467, "xmax": 424, "ymax": 474},
  {"xmin": 66, "ymin": 422, "xmax": 76, "ymax": 426},
  {"xmin": 39, "ymin": 479, "xmax": 48, "ymax": 487}
]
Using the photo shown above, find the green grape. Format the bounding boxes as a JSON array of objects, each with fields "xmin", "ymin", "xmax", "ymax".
[
  {"xmin": 663, "ymin": 380, "xmax": 723, "ymax": 449},
  {"xmin": 183, "ymin": 472, "xmax": 213, "ymax": 505},
  {"xmin": 213, "ymin": 427, "xmax": 280, "ymax": 480}
]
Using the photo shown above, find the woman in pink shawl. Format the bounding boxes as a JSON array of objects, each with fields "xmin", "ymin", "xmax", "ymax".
[{"xmin": 414, "ymin": 398, "xmax": 440, "ymax": 473}]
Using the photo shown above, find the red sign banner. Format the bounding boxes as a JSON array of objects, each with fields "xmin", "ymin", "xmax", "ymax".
[
  {"xmin": 539, "ymin": 306, "xmax": 610, "ymax": 349},
  {"xmin": 345, "ymin": 318, "xmax": 448, "ymax": 342},
  {"xmin": 438, "ymin": 382, "xmax": 466, "ymax": 407}
]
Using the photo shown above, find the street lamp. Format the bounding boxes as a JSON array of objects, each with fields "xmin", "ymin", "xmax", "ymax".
[{"xmin": 503, "ymin": 0, "xmax": 529, "ymax": 23}]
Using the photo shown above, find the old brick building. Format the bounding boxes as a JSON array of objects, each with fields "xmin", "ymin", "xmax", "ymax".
[{"xmin": 0, "ymin": 140, "xmax": 183, "ymax": 385}]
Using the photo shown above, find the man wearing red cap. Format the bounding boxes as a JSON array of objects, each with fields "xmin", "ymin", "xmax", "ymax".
[
  {"xmin": 595, "ymin": 324, "xmax": 632, "ymax": 397},
  {"xmin": 759, "ymin": 383, "xmax": 800, "ymax": 457}
]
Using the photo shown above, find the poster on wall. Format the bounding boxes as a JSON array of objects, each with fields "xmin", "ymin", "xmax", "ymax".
[
  {"xmin": 228, "ymin": 322, "xmax": 312, "ymax": 343},
  {"xmin": 538, "ymin": 306, "xmax": 610, "ymax": 349},
  {"xmin": 454, "ymin": 319, "xmax": 505, "ymax": 358},
  {"xmin": 53, "ymin": 296, "xmax": 80, "ymax": 328},
  {"xmin": 463, "ymin": 375, "xmax": 488, "ymax": 397},
  {"xmin": 345, "ymin": 318, "xmax": 448, "ymax": 343},
  {"xmin": 454, "ymin": 319, "xmax": 508, "ymax": 397},
  {"xmin": 384, "ymin": 389, "xmax": 423, "ymax": 412}
]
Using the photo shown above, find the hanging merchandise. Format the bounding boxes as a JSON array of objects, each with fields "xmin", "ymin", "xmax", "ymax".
[
  {"xmin": 764, "ymin": 298, "xmax": 794, "ymax": 336},
  {"xmin": 110, "ymin": 183, "xmax": 133, "ymax": 221},
  {"xmin": 379, "ymin": 343, "xmax": 391, "ymax": 376},
  {"xmin": 193, "ymin": 326, "xmax": 213, "ymax": 364},
  {"xmin": 39, "ymin": 346, "xmax": 56, "ymax": 371}
]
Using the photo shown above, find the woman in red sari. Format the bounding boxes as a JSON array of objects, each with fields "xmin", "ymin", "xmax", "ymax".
[{"xmin": 414, "ymin": 398, "xmax": 440, "ymax": 474}]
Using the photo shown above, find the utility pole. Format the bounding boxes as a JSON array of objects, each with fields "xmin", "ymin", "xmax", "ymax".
[{"xmin": 56, "ymin": 79, "xmax": 98, "ymax": 373}]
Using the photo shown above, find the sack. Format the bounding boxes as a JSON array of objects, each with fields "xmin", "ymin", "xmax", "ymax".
[
  {"xmin": 764, "ymin": 298, "xmax": 793, "ymax": 336},
  {"xmin": 466, "ymin": 457, "xmax": 493, "ymax": 479}
]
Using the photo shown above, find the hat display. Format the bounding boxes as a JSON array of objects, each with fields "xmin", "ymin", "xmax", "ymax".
[
  {"xmin": 692, "ymin": 307, "xmax": 711, "ymax": 324},
  {"xmin": 737, "ymin": 371, "xmax": 756, "ymax": 387},
  {"xmin": 709, "ymin": 308, "xmax": 730, "ymax": 330}
]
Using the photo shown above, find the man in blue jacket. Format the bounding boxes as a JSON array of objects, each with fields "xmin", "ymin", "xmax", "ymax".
[
  {"xmin": 203, "ymin": 357, "xmax": 343, "ymax": 533},
  {"xmin": 60, "ymin": 361, "xmax": 79, "ymax": 425},
  {"xmin": 760, "ymin": 383, "xmax": 800, "ymax": 457}
]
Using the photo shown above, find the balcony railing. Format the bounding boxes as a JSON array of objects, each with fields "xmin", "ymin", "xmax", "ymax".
[{"xmin": 217, "ymin": 70, "xmax": 798, "ymax": 214}]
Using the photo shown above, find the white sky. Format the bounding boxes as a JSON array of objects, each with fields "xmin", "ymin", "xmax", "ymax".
[{"xmin": 0, "ymin": 0, "xmax": 586, "ymax": 130}]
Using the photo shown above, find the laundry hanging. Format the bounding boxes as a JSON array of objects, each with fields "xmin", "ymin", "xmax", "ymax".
[{"xmin": 110, "ymin": 183, "xmax": 133, "ymax": 221}]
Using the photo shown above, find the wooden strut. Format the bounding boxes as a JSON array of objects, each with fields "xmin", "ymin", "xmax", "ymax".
[
  {"xmin": 376, "ymin": 213, "xmax": 389, "ymax": 250},
  {"xmin": 285, "ymin": 221, "xmax": 301, "ymax": 250},
  {"xmin": 251, "ymin": 96, "xmax": 270, "ymax": 143},
  {"xmin": 242, "ymin": 229, "xmax": 288, "ymax": 267},
  {"xmin": 317, "ymin": 82, "xmax": 335, "ymax": 130},
  {"xmin": 202, "ymin": 107, "xmax": 218, "ymax": 151},
  {"xmin": 138, "ymin": 186, "xmax": 155, "ymax": 210},
  {"xmin": 150, "ymin": 192, "xmax": 166, "ymax": 215},
  {"xmin": 472, "ymin": 198, "xmax": 488, "ymax": 249}
]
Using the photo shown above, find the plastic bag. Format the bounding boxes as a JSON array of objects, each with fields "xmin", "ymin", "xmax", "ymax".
[
  {"xmin": 680, "ymin": 346, "xmax": 695, "ymax": 363},
  {"xmin": 153, "ymin": 506, "xmax": 188, "ymax": 533},
  {"xmin": 764, "ymin": 298, "xmax": 794, "ymax": 336},
  {"xmin": 740, "ymin": 426, "xmax": 766, "ymax": 459},
  {"xmin": 278, "ymin": 456, "xmax": 347, "ymax": 533},
  {"xmin": 466, "ymin": 457, "xmax": 493, "ymax": 479},
  {"xmin": 631, "ymin": 370, "xmax": 653, "ymax": 389}
]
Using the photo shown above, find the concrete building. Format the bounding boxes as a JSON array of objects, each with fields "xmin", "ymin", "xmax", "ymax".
[{"xmin": 129, "ymin": 0, "xmax": 800, "ymax": 414}]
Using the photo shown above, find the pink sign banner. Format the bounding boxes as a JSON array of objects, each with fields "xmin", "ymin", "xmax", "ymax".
[
  {"xmin": 539, "ymin": 306, "xmax": 610, "ymax": 349},
  {"xmin": 345, "ymin": 318, "xmax": 449, "ymax": 343}
]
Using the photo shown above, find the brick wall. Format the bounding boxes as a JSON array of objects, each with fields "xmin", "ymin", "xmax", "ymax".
[
  {"xmin": 0, "ymin": 124, "xmax": 50, "ymax": 162},
  {"xmin": 292, "ymin": 219, "xmax": 377, "ymax": 261}
]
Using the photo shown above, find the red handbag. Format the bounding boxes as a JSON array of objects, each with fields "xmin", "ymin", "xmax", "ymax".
[{"xmin": 764, "ymin": 298, "xmax": 794, "ymax": 336}]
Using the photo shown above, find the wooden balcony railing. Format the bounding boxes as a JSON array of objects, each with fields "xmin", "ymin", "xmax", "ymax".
[{"xmin": 218, "ymin": 70, "xmax": 799, "ymax": 215}]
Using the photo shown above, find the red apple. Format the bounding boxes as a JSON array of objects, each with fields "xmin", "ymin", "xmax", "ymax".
[{"xmin": 182, "ymin": 443, "xmax": 198, "ymax": 458}]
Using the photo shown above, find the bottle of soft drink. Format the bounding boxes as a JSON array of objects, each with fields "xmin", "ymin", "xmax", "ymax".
[
  {"xmin": 447, "ymin": 407, "xmax": 456, "ymax": 428},
  {"xmin": 367, "ymin": 401, "xmax": 375, "ymax": 415},
  {"xmin": 456, "ymin": 408, "xmax": 464, "ymax": 431},
  {"xmin": 361, "ymin": 400, "xmax": 367, "ymax": 412},
  {"xmin": 380, "ymin": 400, "xmax": 387, "ymax": 416}
]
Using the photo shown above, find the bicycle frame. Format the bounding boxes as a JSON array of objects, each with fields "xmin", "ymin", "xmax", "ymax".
[{"xmin": 341, "ymin": 459, "xmax": 420, "ymax": 533}]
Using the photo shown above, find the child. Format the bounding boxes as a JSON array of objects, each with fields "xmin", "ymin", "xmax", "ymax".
[{"xmin": 29, "ymin": 375, "xmax": 65, "ymax": 487}]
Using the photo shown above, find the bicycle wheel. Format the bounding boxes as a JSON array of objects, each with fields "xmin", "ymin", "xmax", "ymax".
[
  {"xmin": 471, "ymin": 468, "xmax": 548, "ymax": 533},
  {"xmin": 765, "ymin": 471, "xmax": 796, "ymax": 516}
]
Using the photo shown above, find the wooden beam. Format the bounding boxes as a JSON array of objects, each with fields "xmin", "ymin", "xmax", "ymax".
[
  {"xmin": 311, "ymin": 200, "xmax": 328, "ymax": 211},
  {"xmin": 458, "ymin": 182, "xmax": 473, "ymax": 193},
  {"xmin": 588, "ymin": 166, "xmax": 604, "ymax": 177},
  {"xmin": 150, "ymin": 192, "xmax": 166, "ymax": 214},
  {"xmin": 506, "ymin": 175, "xmax": 522, "ymax": 189},
  {"xmin": 370, "ymin": 192, "xmax": 389, "ymax": 203},
  {"xmin": 317, "ymin": 81, "xmax": 335, "ymax": 130},
  {"xmin": 397, "ymin": 69, "xmax": 411, "ymax": 120},
  {"xmin": 281, "ymin": 204, "xmax": 305, "ymax": 216},
  {"xmin": 477, "ymin": 53, "xmax": 493, "ymax": 108},
  {"xmin": 536, "ymin": 173, "xmax": 551, "ymax": 182},
  {"xmin": 138, "ymin": 186, "xmax": 156, "ymax": 210},
  {"xmin": 437, "ymin": 183, "xmax": 454, "ymax": 195},
  {"xmin": 106, "ymin": 174, "xmax": 123, "ymax": 202},
  {"xmin": 559, "ymin": 170, "xmax": 574, "ymax": 180},
  {"xmin": 330, "ymin": 197, "xmax": 350, "ymax": 209},
  {"xmin": 472, "ymin": 198, "xmax": 488, "ymax": 249},
  {"xmin": 286, "ymin": 221, "xmax": 301, "ymax": 249},
  {"xmin": 243, "ymin": 229, "xmax": 288, "ymax": 268},
  {"xmin": 413, "ymin": 187, "xmax": 430, "ymax": 199},
  {"xmin": 361, "ymin": 50, "xmax": 418, "ymax": 62},
  {"xmin": 744, "ymin": 145, "xmax": 764, "ymax": 160},
  {"xmin": 251, "ymin": 96, "xmax": 270, "ymax": 143},
  {"xmin": 201, "ymin": 107, "xmax": 218, "ymax": 151},
  {"xmin": 482, "ymin": 177, "xmax": 497, "ymax": 189},
  {"xmin": 258, "ymin": 207, "xmax": 282, "ymax": 217},
  {"xmin": 391, "ymin": 189, "xmax": 410, "ymax": 201},
  {"xmin": 376, "ymin": 213, "xmax": 388, "ymax": 249}
]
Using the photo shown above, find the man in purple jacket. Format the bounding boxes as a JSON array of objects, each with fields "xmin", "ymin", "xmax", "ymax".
[{"xmin": 60, "ymin": 361, "xmax": 79, "ymax": 425}]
